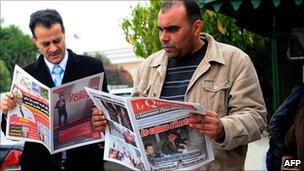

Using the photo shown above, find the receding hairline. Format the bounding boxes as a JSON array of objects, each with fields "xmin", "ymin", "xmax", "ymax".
[
  {"xmin": 159, "ymin": 0, "xmax": 202, "ymax": 23},
  {"xmin": 159, "ymin": 1, "xmax": 184, "ymax": 14},
  {"xmin": 158, "ymin": 1, "xmax": 187, "ymax": 21}
]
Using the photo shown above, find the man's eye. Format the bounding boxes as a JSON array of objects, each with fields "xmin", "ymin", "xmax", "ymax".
[
  {"xmin": 42, "ymin": 42, "xmax": 50, "ymax": 47},
  {"xmin": 53, "ymin": 39, "xmax": 61, "ymax": 44},
  {"xmin": 167, "ymin": 27, "xmax": 179, "ymax": 32}
]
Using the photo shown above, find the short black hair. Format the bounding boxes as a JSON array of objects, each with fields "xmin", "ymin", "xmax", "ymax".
[
  {"xmin": 160, "ymin": 0, "xmax": 202, "ymax": 23},
  {"xmin": 29, "ymin": 9, "xmax": 65, "ymax": 38},
  {"xmin": 145, "ymin": 143, "xmax": 153, "ymax": 150}
]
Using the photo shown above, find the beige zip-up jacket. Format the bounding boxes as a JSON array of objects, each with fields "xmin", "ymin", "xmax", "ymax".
[{"xmin": 132, "ymin": 33, "xmax": 267, "ymax": 170}]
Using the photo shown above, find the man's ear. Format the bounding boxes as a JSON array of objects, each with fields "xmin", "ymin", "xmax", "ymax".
[
  {"xmin": 193, "ymin": 20, "xmax": 203, "ymax": 36},
  {"xmin": 32, "ymin": 38, "xmax": 39, "ymax": 49}
]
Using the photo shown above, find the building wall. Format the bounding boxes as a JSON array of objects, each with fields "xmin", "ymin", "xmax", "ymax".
[
  {"xmin": 117, "ymin": 61, "xmax": 142, "ymax": 82},
  {"xmin": 101, "ymin": 47, "xmax": 143, "ymax": 82}
]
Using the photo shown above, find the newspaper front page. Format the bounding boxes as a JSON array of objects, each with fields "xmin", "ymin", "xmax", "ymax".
[
  {"xmin": 6, "ymin": 65, "xmax": 105, "ymax": 154},
  {"xmin": 86, "ymin": 87, "xmax": 214, "ymax": 171}
]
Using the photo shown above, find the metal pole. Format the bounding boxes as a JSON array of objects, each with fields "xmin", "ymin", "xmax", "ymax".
[{"xmin": 271, "ymin": 16, "xmax": 280, "ymax": 112}]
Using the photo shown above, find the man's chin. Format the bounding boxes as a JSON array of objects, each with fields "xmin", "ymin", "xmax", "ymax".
[
  {"xmin": 166, "ymin": 53, "xmax": 179, "ymax": 59},
  {"xmin": 48, "ymin": 56, "xmax": 63, "ymax": 64},
  {"xmin": 165, "ymin": 51, "xmax": 175, "ymax": 58}
]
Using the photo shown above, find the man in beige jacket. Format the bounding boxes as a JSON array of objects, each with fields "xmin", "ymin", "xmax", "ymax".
[
  {"xmin": 93, "ymin": 0, "xmax": 267, "ymax": 170},
  {"xmin": 133, "ymin": 0, "xmax": 267, "ymax": 170}
]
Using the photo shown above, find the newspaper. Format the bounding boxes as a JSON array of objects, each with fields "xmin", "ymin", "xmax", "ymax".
[
  {"xmin": 85, "ymin": 87, "xmax": 214, "ymax": 171},
  {"xmin": 5, "ymin": 65, "xmax": 105, "ymax": 154}
]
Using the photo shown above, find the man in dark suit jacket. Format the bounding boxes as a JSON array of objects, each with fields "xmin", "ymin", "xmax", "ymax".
[
  {"xmin": 55, "ymin": 94, "xmax": 68, "ymax": 127},
  {"xmin": 0, "ymin": 9, "xmax": 108, "ymax": 171}
]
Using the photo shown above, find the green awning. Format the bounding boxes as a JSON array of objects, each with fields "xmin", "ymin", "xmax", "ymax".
[
  {"xmin": 199, "ymin": 0, "xmax": 304, "ymax": 111},
  {"xmin": 199, "ymin": 0, "xmax": 303, "ymax": 12},
  {"xmin": 199, "ymin": 0, "xmax": 304, "ymax": 37}
]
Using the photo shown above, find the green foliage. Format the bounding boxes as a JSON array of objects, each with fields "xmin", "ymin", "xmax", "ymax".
[
  {"xmin": 121, "ymin": 1, "xmax": 270, "ymax": 60},
  {"xmin": 121, "ymin": 0, "xmax": 163, "ymax": 58},
  {"xmin": 105, "ymin": 66, "xmax": 132, "ymax": 86},
  {"xmin": 121, "ymin": 0, "xmax": 272, "ymax": 111},
  {"xmin": 202, "ymin": 10, "xmax": 270, "ymax": 59},
  {"xmin": 83, "ymin": 52, "xmax": 132, "ymax": 86},
  {"xmin": 0, "ymin": 25, "xmax": 38, "ymax": 75},
  {"xmin": 0, "ymin": 24, "xmax": 38, "ymax": 92},
  {"xmin": 0, "ymin": 59, "xmax": 11, "ymax": 92},
  {"xmin": 83, "ymin": 52, "xmax": 111, "ymax": 66}
]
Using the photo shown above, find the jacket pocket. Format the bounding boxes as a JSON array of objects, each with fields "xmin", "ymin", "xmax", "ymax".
[
  {"xmin": 202, "ymin": 80, "xmax": 229, "ymax": 92},
  {"xmin": 202, "ymin": 80, "xmax": 229, "ymax": 116}
]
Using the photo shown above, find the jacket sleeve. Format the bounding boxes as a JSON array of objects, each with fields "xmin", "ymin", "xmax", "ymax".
[
  {"xmin": 268, "ymin": 85, "xmax": 304, "ymax": 155},
  {"xmin": 132, "ymin": 63, "xmax": 142, "ymax": 97},
  {"xmin": 217, "ymin": 55, "xmax": 267, "ymax": 150},
  {"xmin": 55, "ymin": 101, "xmax": 59, "ymax": 108},
  {"xmin": 1, "ymin": 114, "xmax": 6, "ymax": 134},
  {"xmin": 95, "ymin": 60, "xmax": 109, "ymax": 93}
]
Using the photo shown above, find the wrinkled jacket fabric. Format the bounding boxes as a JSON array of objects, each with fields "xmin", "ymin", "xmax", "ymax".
[
  {"xmin": 266, "ymin": 83, "xmax": 304, "ymax": 171},
  {"xmin": 132, "ymin": 33, "xmax": 267, "ymax": 170},
  {"xmin": 285, "ymin": 105, "xmax": 304, "ymax": 171}
]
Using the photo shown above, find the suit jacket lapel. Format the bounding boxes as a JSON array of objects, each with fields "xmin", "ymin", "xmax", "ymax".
[
  {"xmin": 32, "ymin": 55, "xmax": 56, "ymax": 88},
  {"xmin": 62, "ymin": 50, "xmax": 82, "ymax": 84},
  {"xmin": 32, "ymin": 50, "xmax": 82, "ymax": 87}
]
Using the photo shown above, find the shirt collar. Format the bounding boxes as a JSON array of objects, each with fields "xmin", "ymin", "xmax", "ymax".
[{"xmin": 44, "ymin": 50, "xmax": 69, "ymax": 73}]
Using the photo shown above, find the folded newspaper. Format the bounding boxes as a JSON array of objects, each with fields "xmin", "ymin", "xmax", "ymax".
[
  {"xmin": 5, "ymin": 65, "xmax": 105, "ymax": 154},
  {"xmin": 85, "ymin": 87, "xmax": 214, "ymax": 171}
]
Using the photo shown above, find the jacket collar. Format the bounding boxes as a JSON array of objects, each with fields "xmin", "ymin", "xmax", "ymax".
[
  {"xmin": 32, "ymin": 49, "xmax": 81, "ymax": 87},
  {"xmin": 147, "ymin": 33, "xmax": 226, "ymax": 95},
  {"xmin": 149, "ymin": 50, "xmax": 168, "ymax": 81},
  {"xmin": 149, "ymin": 50, "xmax": 168, "ymax": 67},
  {"xmin": 202, "ymin": 33, "xmax": 225, "ymax": 65},
  {"xmin": 43, "ymin": 50, "xmax": 69, "ymax": 75},
  {"xmin": 187, "ymin": 33, "xmax": 225, "ymax": 93},
  {"xmin": 62, "ymin": 49, "xmax": 82, "ymax": 84}
]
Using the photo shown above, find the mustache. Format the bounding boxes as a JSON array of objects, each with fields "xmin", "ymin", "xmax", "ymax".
[
  {"xmin": 162, "ymin": 43, "xmax": 174, "ymax": 48},
  {"xmin": 48, "ymin": 50, "xmax": 62, "ymax": 56}
]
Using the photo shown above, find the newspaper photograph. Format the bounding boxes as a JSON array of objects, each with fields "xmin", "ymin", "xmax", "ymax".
[
  {"xmin": 85, "ymin": 88, "xmax": 146, "ymax": 170},
  {"xmin": 5, "ymin": 65, "xmax": 105, "ymax": 154},
  {"xmin": 85, "ymin": 87, "xmax": 214, "ymax": 171},
  {"xmin": 50, "ymin": 74, "xmax": 104, "ymax": 153}
]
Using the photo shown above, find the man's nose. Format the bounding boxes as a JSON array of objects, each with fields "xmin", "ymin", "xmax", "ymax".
[
  {"xmin": 49, "ymin": 43, "xmax": 58, "ymax": 52},
  {"xmin": 159, "ymin": 31, "xmax": 169, "ymax": 43}
]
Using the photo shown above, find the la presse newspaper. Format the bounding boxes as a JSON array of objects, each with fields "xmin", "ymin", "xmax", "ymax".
[
  {"xmin": 5, "ymin": 65, "xmax": 105, "ymax": 154},
  {"xmin": 85, "ymin": 87, "xmax": 214, "ymax": 171}
]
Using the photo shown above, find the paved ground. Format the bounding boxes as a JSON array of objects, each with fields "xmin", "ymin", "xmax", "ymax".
[
  {"xmin": 104, "ymin": 135, "xmax": 270, "ymax": 171},
  {"xmin": 245, "ymin": 136, "xmax": 269, "ymax": 171}
]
